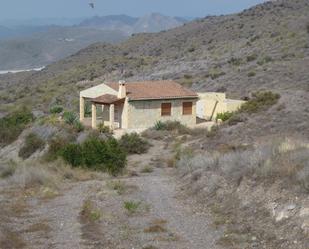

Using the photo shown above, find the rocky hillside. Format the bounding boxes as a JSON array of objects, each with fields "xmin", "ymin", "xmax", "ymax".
[{"xmin": 1, "ymin": 0, "xmax": 309, "ymax": 138}]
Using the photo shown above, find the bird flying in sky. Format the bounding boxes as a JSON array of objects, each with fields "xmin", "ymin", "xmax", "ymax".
[{"xmin": 89, "ymin": 2, "xmax": 95, "ymax": 9}]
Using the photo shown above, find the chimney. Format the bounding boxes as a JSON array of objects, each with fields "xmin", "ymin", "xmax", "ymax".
[{"xmin": 118, "ymin": 80, "xmax": 126, "ymax": 98}]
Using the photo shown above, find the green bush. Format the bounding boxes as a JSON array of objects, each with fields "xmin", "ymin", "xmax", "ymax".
[
  {"xmin": 98, "ymin": 123, "xmax": 112, "ymax": 134},
  {"xmin": 228, "ymin": 57, "xmax": 243, "ymax": 66},
  {"xmin": 154, "ymin": 121, "xmax": 166, "ymax": 130},
  {"xmin": 63, "ymin": 111, "xmax": 77, "ymax": 125},
  {"xmin": 60, "ymin": 137, "xmax": 126, "ymax": 175},
  {"xmin": 227, "ymin": 114, "xmax": 245, "ymax": 126},
  {"xmin": 19, "ymin": 133, "xmax": 45, "ymax": 159},
  {"xmin": 49, "ymin": 105, "xmax": 63, "ymax": 114},
  {"xmin": 119, "ymin": 133, "xmax": 150, "ymax": 154},
  {"xmin": 239, "ymin": 91, "xmax": 280, "ymax": 113},
  {"xmin": 247, "ymin": 71, "xmax": 256, "ymax": 77},
  {"xmin": 73, "ymin": 120, "xmax": 84, "ymax": 132},
  {"xmin": 153, "ymin": 121, "xmax": 190, "ymax": 135},
  {"xmin": 0, "ymin": 108, "xmax": 34, "ymax": 147},
  {"xmin": 61, "ymin": 143, "xmax": 84, "ymax": 167},
  {"xmin": 257, "ymin": 56, "xmax": 273, "ymax": 65},
  {"xmin": 206, "ymin": 68, "xmax": 226, "ymax": 80},
  {"xmin": 246, "ymin": 54, "xmax": 258, "ymax": 62},
  {"xmin": 216, "ymin": 112, "xmax": 234, "ymax": 122}
]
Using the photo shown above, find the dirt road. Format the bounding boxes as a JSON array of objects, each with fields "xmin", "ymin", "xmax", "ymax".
[{"xmin": 0, "ymin": 140, "xmax": 223, "ymax": 249}]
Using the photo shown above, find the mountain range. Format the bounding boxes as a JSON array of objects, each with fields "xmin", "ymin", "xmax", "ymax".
[
  {"xmin": 79, "ymin": 14, "xmax": 188, "ymax": 34},
  {"xmin": 0, "ymin": 13, "xmax": 188, "ymax": 70}
]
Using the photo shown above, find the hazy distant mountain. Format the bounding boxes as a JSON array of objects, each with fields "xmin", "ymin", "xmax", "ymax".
[
  {"xmin": 79, "ymin": 15, "xmax": 138, "ymax": 35},
  {"xmin": 0, "ymin": 13, "xmax": 188, "ymax": 70},
  {"xmin": 0, "ymin": 17, "xmax": 84, "ymax": 28},
  {"xmin": 79, "ymin": 13, "xmax": 187, "ymax": 34},
  {"xmin": 132, "ymin": 13, "xmax": 187, "ymax": 33},
  {"xmin": 0, "ymin": 26, "xmax": 126, "ymax": 70},
  {"xmin": 0, "ymin": 25, "xmax": 51, "ymax": 40}
]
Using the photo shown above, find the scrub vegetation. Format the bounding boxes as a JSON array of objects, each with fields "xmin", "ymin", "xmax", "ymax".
[
  {"xmin": 60, "ymin": 137, "xmax": 127, "ymax": 175},
  {"xmin": 0, "ymin": 108, "xmax": 33, "ymax": 147}
]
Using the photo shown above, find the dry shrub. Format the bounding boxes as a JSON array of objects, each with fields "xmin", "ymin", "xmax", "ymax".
[
  {"xmin": 80, "ymin": 199, "xmax": 101, "ymax": 222},
  {"xmin": 4, "ymin": 158, "xmax": 99, "ymax": 191},
  {"xmin": 177, "ymin": 138, "xmax": 309, "ymax": 192},
  {"xmin": 19, "ymin": 133, "xmax": 45, "ymax": 159},
  {"xmin": 141, "ymin": 129, "xmax": 169, "ymax": 140},
  {"xmin": 144, "ymin": 219, "xmax": 167, "ymax": 233},
  {"xmin": 9, "ymin": 162, "xmax": 58, "ymax": 189},
  {"xmin": 0, "ymin": 160, "xmax": 17, "ymax": 178}
]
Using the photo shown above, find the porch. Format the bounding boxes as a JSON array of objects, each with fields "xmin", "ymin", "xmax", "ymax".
[{"xmin": 80, "ymin": 94, "xmax": 125, "ymax": 130}]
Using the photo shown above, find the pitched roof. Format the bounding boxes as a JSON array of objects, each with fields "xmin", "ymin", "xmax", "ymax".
[
  {"xmin": 105, "ymin": 80, "xmax": 198, "ymax": 101},
  {"xmin": 92, "ymin": 94, "xmax": 125, "ymax": 105}
]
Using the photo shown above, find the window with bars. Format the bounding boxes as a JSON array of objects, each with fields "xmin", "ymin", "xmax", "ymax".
[
  {"xmin": 182, "ymin": 102, "xmax": 192, "ymax": 115},
  {"xmin": 161, "ymin": 103, "xmax": 171, "ymax": 116}
]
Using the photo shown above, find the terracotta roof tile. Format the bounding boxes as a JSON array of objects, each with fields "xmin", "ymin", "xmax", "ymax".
[
  {"xmin": 92, "ymin": 94, "xmax": 124, "ymax": 104},
  {"xmin": 105, "ymin": 80, "xmax": 198, "ymax": 101}
]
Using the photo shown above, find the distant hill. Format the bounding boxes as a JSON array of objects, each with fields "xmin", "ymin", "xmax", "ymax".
[
  {"xmin": 0, "ymin": 13, "xmax": 188, "ymax": 70},
  {"xmin": 79, "ymin": 13, "xmax": 187, "ymax": 34},
  {"xmin": 0, "ymin": 26, "xmax": 126, "ymax": 70}
]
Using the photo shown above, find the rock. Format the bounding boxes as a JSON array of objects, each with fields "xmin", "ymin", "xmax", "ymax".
[
  {"xmin": 76, "ymin": 132, "xmax": 89, "ymax": 144},
  {"xmin": 276, "ymin": 210, "xmax": 289, "ymax": 222},
  {"xmin": 286, "ymin": 204, "xmax": 296, "ymax": 211},
  {"xmin": 299, "ymin": 208, "xmax": 309, "ymax": 217},
  {"xmin": 301, "ymin": 220, "xmax": 309, "ymax": 234},
  {"xmin": 31, "ymin": 125, "xmax": 58, "ymax": 141},
  {"xmin": 32, "ymin": 110, "xmax": 45, "ymax": 118}
]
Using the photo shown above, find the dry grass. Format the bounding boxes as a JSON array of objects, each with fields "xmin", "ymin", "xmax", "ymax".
[
  {"xmin": 23, "ymin": 220, "xmax": 51, "ymax": 233},
  {"xmin": 176, "ymin": 138, "xmax": 309, "ymax": 248},
  {"xmin": 166, "ymin": 157, "xmax": 176, "ymax": 168},
  {"xmin": 144, "ymin": 219, "xmax": 168, "ymax": 233},
  {"xmin": 177, "ymin": 138, "xmax": 309, "ymax": 192},
  {"xmin": 106, "ymin": 180, "xmax": 138, "ymax": 195},
  {"xmin": 3, "ymin": 158, "xmax": 101, "ymax": 193},
  {"xmin": 107, "ymin": 180, "xmax": 126, "ymax": 195},
  {"xmin": 143, "ymin": 246, "xmax": 159, "ymax": 249},
  {"xmin": 0, "ymin": 229, "xmax": 27, "ymax": 249},
  {"xmin": 80, "ymin": 199, "xmax": 102, "ymax": 222},
  {"xmin": 140, "ymin": 166, "xmax": 154, "ymax": 173},
  {"xmin": 144, "ymin": 224, "xmax": 167, "ymax": 233}
]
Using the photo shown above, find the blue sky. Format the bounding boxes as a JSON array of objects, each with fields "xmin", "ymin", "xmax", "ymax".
[{"xmin": 0, "ymin": 0, "xmax": 266, "ymax": 20}]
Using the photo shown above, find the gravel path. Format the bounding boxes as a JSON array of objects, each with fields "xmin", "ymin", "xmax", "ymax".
[
  {"xmin": 128, "ymin": 169, "xmax": 223, "ymax": 249},
  {"xmin": 26, "ymin": 182, "xmax": 96, "ymax": 249}
]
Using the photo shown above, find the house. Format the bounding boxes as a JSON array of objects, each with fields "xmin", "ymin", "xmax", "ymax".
[
  {"xmin": 196, "ymin": 92, "xmax": 245, "ymax": 121},
  {"xmin": 79, "ymin": 80, "xmax": 199, "ymax": 130}
]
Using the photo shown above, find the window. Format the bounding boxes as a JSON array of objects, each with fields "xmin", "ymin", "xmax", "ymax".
[
  {"xmin": 183, "ymin": 102, "xmax": 192, "ymax": 115},
  {"xmin": 161, "ymin": 103, "xmax": 171, "ymax": 116}
]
